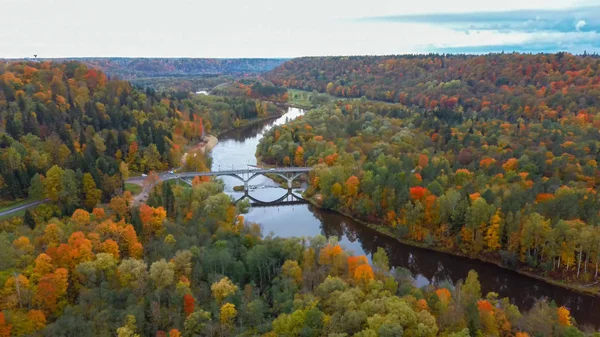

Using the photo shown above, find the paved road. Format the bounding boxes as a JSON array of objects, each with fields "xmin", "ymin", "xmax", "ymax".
[{"xmin": 0, "ymin": 199, "xmax": 48, "ymax": 218}]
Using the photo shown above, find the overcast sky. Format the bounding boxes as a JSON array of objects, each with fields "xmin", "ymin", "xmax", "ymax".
[{"xmin": 1, "ymin": 0, "xmax": 598, "ymax": 58}]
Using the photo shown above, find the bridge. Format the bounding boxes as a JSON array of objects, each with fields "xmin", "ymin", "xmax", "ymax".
[
  {"xmin": 234, "ymin": 190, "xmax": 308, "ymax": 207},
  {"xmin": 160, "ymin": 167, "xmax": 312, "ymax": 191}
]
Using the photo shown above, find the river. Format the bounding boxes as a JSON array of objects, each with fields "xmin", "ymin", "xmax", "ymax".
[{"xmin": 210, "ymin": 107, "xmax": 600, "ymax": 328}]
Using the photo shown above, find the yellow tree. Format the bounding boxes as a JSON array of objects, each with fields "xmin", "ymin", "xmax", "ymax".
[
  {"xmin": 116, "ymin": 315, "xmax": 140, "ymax": 337},
  {"xmin": 220, "ymin": 302, "xmax": 237, "ymax": 326},
  {"xmin": 485, "ymin": 210, "xmax": 502, "ymax": 251},
  {"xmin": 211, "ymin": 277, "xmax": 238, "ymax": 304},
  {"xmin": 71, "ymin": 209, "xmax": 91, "ymax": 226},
  {"xmin": 282, "ymin": 260, "xmax": 303, "ymax": 285},
  {"xmin": 43, "ymin": 165, "xmax": 64, "ymax": 202},
  {"xmin": 82, "ymin": 173, "xmax": 102, "ymax": 210}
]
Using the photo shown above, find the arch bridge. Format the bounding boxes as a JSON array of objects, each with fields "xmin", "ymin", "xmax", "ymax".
[
  {"xmin": 166, "ymin": 167, "xmax": 312, "ymax": 191},
  {"xmin": 234, "ymin": 190, "xmax": 307, "ymax": 207}
]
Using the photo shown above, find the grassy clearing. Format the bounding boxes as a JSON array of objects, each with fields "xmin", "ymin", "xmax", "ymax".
[
  {"xmin": 287, "ymin": 89, "xmax": 317, "ymax": 109},
  {"xmin": 0, "ymin": 199, "xmax": 36, "ymax": 213},
  {"xmin": 124, "ymin": 183, "xmax": 143, "ymax": 195},
  {"xmin": 0, "ymin": 209, "xmax": 27, "ymax": 221}
]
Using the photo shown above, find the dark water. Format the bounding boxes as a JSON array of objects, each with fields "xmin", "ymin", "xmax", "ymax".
[{"xmin": 211, "ymin": 107, "xmax": 600, "ymax": 328}]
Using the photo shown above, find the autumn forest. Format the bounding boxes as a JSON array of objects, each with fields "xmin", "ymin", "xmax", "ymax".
[{"xmin": 0, "ymin": 53, "xmax": 599, "ymax": 337}]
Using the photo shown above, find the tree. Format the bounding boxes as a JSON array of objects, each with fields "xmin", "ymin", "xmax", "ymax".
[
  {"xmin": 294, "ymin": 146, "xmax": 304, "ymax": 166},
  {"xmin": 557, "ymin": 306, "xmax": 572, "ymax": 326},
  {"xmin": 183, "ymin": 294, "xmax": 195, "ymax": 317},
  {"xmin": 345, "ymin": 175, "xmax": 360, "ymax": 198},
  {"xmin": 116, "ymin": 315, "xmax": 140, "ymax": 337},
  {"xmin": 485, "ymin": 210, "xmax": 502, "ymax": 251},
  {"xmin": 282, "ymin": 260, "xmax": 303, "ymax": 285},
  {"xmin": 43, "ymin": 165, "xmax": 64, "ymax": 202},
  {"xmin": 82, "ymin": 173, "xmax": 102, "ymax": 210},
  {"xmin": 28, "ymin": 173, "xmax": 44, "ymax": 200},
  {"xmin": 149, "ymin": 259, "xmax": 175, "ymax": 290},
  {"xmin": 211, "ymin": 277, "xmax": 238, "ymax": 304},
  {"xmin": 71, "ymin": 209, "xmax": 91, "ymax": 226},
  {"xmin": 109, "ymin": 195, "xmax": 130, "ymax": 220},
  {"xmin": 463, "ymin": 270, "xmax": 482, "ymax": 304},
  {"xmin": 139, "ymin": 204, "xmax": 166, "ymax": 239},
  {"xmin": 184, "ymin": 310, "xmax": 211, "ymax": 336},
  {"xmin": 372, "ymin": 247, "xmax": 390, "ymax": 275},
  {"xmin": 354, "ymin": 264, "xmax": 374, "ymax": 285},
  {"xmin": 61, "ymin": 169, "xmax": 81, "ymax": 210},
  {"xmin": 220, "ymin": 302, "xmax": 237, "ymax": 326},
  {"xmin": 24, "ymin": 209, "xmax": 36, "ymax": 230},
  {"xmin": 0, "ymin": 312, "xmax": 12, "ymax": 337}
]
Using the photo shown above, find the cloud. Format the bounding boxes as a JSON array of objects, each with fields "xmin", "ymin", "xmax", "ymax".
[
  {"xmin": 429, "ymin": 31, "xmax": 600, "ymax": 54},
  {"xmin": 356, "ymin": 5, "xmax": 600, "ymax": 54},
  {"xmin": 357, "ymin": 5, "xmax": 600, "ymax": 34}
]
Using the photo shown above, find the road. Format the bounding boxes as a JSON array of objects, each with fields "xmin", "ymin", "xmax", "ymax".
[{"xmin": 0, "ymin": 199, "xmax": 48, "ymax": 218}]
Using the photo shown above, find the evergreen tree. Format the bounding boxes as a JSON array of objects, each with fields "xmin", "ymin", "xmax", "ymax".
[{"xmin": 23, "ymin": 209, "xmax": 36, "ymax": 230}]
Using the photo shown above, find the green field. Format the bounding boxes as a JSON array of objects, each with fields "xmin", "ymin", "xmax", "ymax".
[
  {"xmin": 124, "ymin": 183, "xmax": 143, "ymax": 195},
  {"xmin": 0, "ymin": 199, "xmax": 32, "ymax": 213},
  {"xmin": 288, "ymin": 89, "xmax": 315, "ymax": 108},
  {"xmin": 0, "ymin": 199, "xmax": 41, "ymax": 221}
]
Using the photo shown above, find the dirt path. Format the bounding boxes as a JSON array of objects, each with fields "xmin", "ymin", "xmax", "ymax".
[{"xmin": 181, "ymin": 135, "xmax": 218, "ymax": 167}]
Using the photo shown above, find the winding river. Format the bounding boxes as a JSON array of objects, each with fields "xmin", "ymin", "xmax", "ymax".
[{"xmin": 210, "ymin": 107, "xmax": 600, "ymax": 328}]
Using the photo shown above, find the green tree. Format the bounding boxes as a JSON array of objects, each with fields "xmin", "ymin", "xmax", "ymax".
[
  {"xmin": 28, "ymin": 174, "xmax": 44, "ymax": 200},
  {"xmin": 23, "ymin": 209, "xmax": 36, "ymax": 230}
]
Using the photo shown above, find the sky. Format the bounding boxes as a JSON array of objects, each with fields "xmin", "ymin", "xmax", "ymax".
[{"xmin": 1, "ymin": 0, "xmax": 598, "ymax": 58}]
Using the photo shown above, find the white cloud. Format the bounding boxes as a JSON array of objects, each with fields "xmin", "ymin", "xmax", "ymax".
[{"xmin": 575, "ymin": 20, "xmax": 587, "ymax": 31}]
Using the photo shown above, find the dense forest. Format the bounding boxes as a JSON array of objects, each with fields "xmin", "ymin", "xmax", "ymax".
[
  {"xmin": 212, "ymin": 79, "xmax": 289, "ymax": 104},
  {"xmin": 266, "ymin": 53, "xmax": 600, "ymax": 114},
  {"xmin": 256, "ymin": 93, "xmax": 600, "ymax": 291},
  {"xmin": 0, "ymin": 176, "xmax": 591, "ymax": 336},
  {"xmin": 0, "ymin": 61, "xmax": 281, "ymax": 213},
  {"xmin": 32, "ymin": 58, "xmax": 289, "ymax": 79},
  {"xmin": 130, "ymin": 75, "xmax": 233, "ymax": 93},
  {"xmin": 258, "ymin": 54, "xmax": 600, "ymax": 292}
]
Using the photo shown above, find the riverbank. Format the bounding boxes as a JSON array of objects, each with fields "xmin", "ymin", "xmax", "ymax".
[{"xmin": 304, "ymin": 196, "xmax": 600, "ymax": 298}]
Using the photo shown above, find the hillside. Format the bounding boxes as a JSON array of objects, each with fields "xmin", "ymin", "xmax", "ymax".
[
  {"xmin": 43, "ymin": 58, "xmax": 288, "ymax": 79},
  {"xmin": 266, "ymin": 53, "xmax": 600, "ymax": 118},
  {"xmin": 0, "ymin": 60, "xmax": 280, "ymax": 211}
]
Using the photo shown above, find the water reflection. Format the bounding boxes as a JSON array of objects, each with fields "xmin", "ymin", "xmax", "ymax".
[{"xmin": 311, "ymin": 206, "xmax": 600, "ymax": 327}]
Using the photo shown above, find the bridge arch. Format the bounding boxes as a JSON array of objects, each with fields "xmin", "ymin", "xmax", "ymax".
[{"xmin": 235, "ymin": 190, "xmax": 304, "ymax": 205}]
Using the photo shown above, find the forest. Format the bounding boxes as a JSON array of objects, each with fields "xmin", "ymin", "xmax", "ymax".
[
  {"xmin": 130, "ymin": 75, "xmax": 233, "ymax": 93},
  {"xmin": 47, "ymin": 58, "xmax": 288, "ymax": 79},
  {"xmin": 266, "ymin": 53, "xmax": 600, "ymax": 114},
  {"xmin": 0, "ymin": 61, "xmax": 281, "ymax": 215},
  {"xmin": 257, "ymin": 53, "xmax": 600, "ymax": 293}
]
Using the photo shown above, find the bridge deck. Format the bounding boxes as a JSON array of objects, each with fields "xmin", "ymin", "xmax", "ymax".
[{"xmin": 128, "ymin": 167, "xmax": 312, "ymax": 184}]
